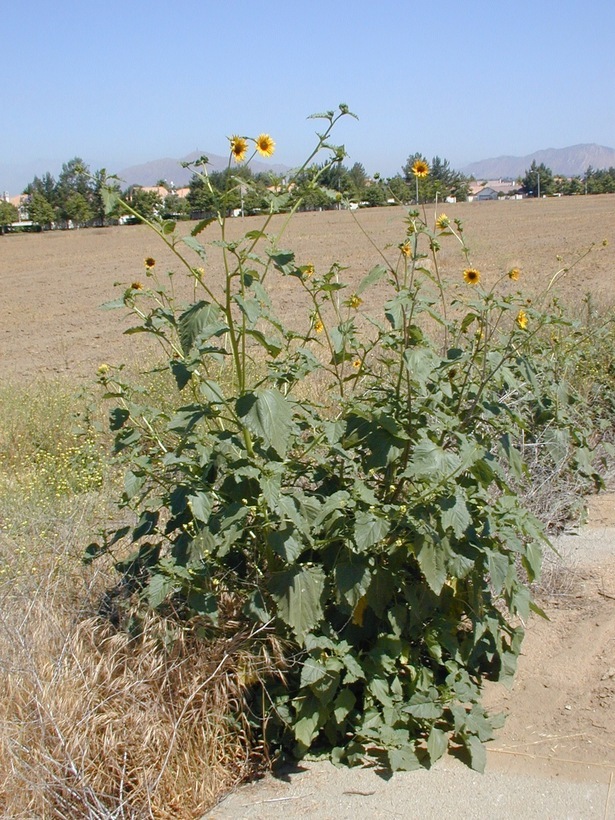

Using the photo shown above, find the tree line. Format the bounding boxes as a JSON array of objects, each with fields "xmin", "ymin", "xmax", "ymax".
[
  {"xmin": 2, "ymin": 152, "xmax": 614, "ymax": 232},
  {"xmin": 518, "ymin": 160, "xmax": 615, "ymax": 197}
]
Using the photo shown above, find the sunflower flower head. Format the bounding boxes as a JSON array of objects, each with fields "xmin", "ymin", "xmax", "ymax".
[
  {"xmin": 302, "ymin": 263, "xmax": 315, "ymax": 278},
  {"xmin": 314, "ymin": 319, "xmax": 324, "ymax": 334},
  {"xmin": 352, "ymin": 359, "xmax": 362, "ymax": 369},
  {"xmin": 516, "ymin": 309, "xmax": 528, "ymax": 330},
  {"xmin": 435, "ymin": 213, "xmax": 449, "ymax": 231},
  {"xmin": 348, "ymin": 294, "xmax": 363, "ymax": 309},
  {"xmin": 144, "ymin": 257, "xmax": 156, "ymax": 270},
  {"xmin": 229, "ymin": 135, "xmax": 248, "ymax": 163},
  {"xmin": 508, "ymin": 267, "xmax": 521, "ymax": 281},
  {"xmin": 131, "ymin": 281, "xmax": 143, "ymax": 290},
  {"xmin": 411, "ymin": 159, "xmax": 429, "ymax": 178},
  {"xmin": 255, "ymin": 133, "xmax": 275, "ymax": 157},
  {"xmin": 463, "ymin": 267, "xmax": 481, "ymax": 286},
  {"xmin": 400, "ymin": 242, "xmax": 412, "ymax": 258}
]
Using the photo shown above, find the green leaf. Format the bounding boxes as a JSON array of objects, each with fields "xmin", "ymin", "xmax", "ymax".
[
  {"xmin": 465, "ymin": 734, "xmax": 486, "ymax": 773},
  {"xmin": 147, "ymin": 573, "xmax": 175, "ymax": 608},
  {"xmin": 356, "ymin": 264, "xmax": 387, "ymax": 295},
  {"xmin": 182, "ymin": 234, "xmax": 207, "ymax": 259},
  {"xmin": 177, "ymin": 301, "xmax": 227, "ymax": 355},
  {"xmin": 268, "ymin": 566, "xmax": 325, "ymax": 643},
  {"xmin": 354, "ymin": 510, "xmax": 390, "ymax": 550},
  {"xmin": 333, "ymin": 688, "xmax": 356, "ymax": 723},
  {"xmin": 300, "ymin": 657, "xmax": 329, "ymax": 688},
  {"xmin": 388, "ymin": 746, "xmax": 421, "ymax": 771},
  {"xmin": 335, "ymin": 561, "xmax": 371, "ymax": 607},
  {"xmin": 440, "ymin": 490, "xmax": 471, "ymax": 538},
  {"xmin": 170, "ymin": 359, "xmax": 193, "ymax": 390},
  {"xmin": 487, "ymin": 550, "xmax": 510, "ymax": 595},
  {"xmin": 236, "ymin": 388, "xmax": 293, "ymax": 458},
  {"xmin": 188, "ymin": 492, "xmax": 212, "ymax": 523},
  {"xmin": 427, "ymin": 727, "xmax": 448, "ymax": 764},
  {"xmin": 191, "ymin": 217, "xmax": 215, "ymax": 236},
  {"xmin": 415, "ymin": 541, "xmax": 447, "ymax": 594}
]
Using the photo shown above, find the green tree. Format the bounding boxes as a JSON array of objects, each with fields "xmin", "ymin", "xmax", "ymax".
[
  {"xmin": 187, "ymin": 175, "xmax": 219, "ymax": 216},
  {"xmin": 0, "ymin": 200, "xmax": 18, "ymax": 233},
  {"xmin": 92, "ymin": 168, "xmax": 122, "ymax": 226},
  {"xmin": 27, "ymin": 191, "xmax": 56, "ymax": 228},
  {"xmin": 63, "ymin": 192, "xmax": 94, "ymax": 226},
  {"xmin": 23, "ymin": 172, "xmax": 57, "ymax": 204},
  {"xmin": 520, "ymin": 161, "xmax": 554, "ymax": 197},
  {"xmin": 123, "ymin": 187, "xmax": 163, "ymax": 221}
]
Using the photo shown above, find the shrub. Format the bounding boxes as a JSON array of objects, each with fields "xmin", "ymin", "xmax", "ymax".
[{"xmin": 87, "ymin": 106, "xmax": 606, "ymax": 772}]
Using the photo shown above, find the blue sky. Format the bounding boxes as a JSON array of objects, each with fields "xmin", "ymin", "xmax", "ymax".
[{"xmin": 2, "ymin": 0, "xmax": 614, "ymax": 193}]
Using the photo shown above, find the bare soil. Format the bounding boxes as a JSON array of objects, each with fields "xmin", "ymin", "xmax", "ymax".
[
  {"xmin": 2, "ymin": 195, "xmax": 614, "ymax": 787},
  {"xmin": 1, "ymin": 195, "xmax": 614, "ymax": 381}
]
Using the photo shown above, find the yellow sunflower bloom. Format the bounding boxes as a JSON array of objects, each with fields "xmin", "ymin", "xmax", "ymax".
[
  {"xmin": 131, "ymin": 281, "xmax": 144, "ymax": 290},
  {"xmin": 463, "ymin": 267, "xmax": 481, "ymax": 285},
  {"xmin": 314, "ymin": 319, "xmax": 324, "ymax": 333},
  {"xmin": 508, "ymin": 267, "xmax": 520, "ymax": 281},
  {"xmin": 435, "ymin": 213, "xmax": 449, "ymax": 230},
  {"xmin": 303, "ymin": 263, "xmax": 315, "ymax": 278},
  {"xmin": 348, "ymin": 294, "xmax": 363, "ymax": 309},
  {"xmin": 255, "ymin": 133, "xmax": 275, "ymax": 157},
  {"xmin": 411, "ymin": 159, "xmax": 429, "ymax": 178},
  {"xmin": 144, "ymin": 257, "xmax": 156, "ymax": 269},
  {"xmin": 400, "ymin": 242, "xmax": 412, "ymax": 257},
  {"xmin": 229, "ymin": 135, "xmax": 248, "ymax": 163},
  {"xmin": 352, "ymin": 359, "xmax": 362, "ymax": 369},
  {"xmin": 516, "ymin": 309, "xmax": 528, "ymax": 330}
]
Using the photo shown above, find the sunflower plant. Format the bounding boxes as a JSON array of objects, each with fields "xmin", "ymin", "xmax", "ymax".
[{"xmin": 87, "ymin": 105, "xmax": 598, "ymax": 772}]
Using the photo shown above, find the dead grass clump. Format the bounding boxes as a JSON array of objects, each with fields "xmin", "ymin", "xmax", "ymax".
[{"xmin": 0, "ymin": 594, "xmax": 272, "ymax": 819}]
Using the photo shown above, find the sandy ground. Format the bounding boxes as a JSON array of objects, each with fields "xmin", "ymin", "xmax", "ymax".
[{"xmin": 2, "ymin": 198, "xmax": 614, "ymax": 816}]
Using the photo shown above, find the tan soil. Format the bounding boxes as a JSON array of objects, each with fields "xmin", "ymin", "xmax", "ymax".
[
  {"xmin": 1, "ymin": 195, "xmax": 614, "ymax": 381},
  {"xmin": 2, "ymin": 196, "xmax": 614, "ymax": 787}
]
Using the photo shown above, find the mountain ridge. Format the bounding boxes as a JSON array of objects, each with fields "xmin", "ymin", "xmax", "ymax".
[
  {"xmin": 461, "ymin": 143, "xmax": 615, "ymax": 180},
  {"xmin": 117, "ymin": 151, "xmax": 290, "ymax": 188}
]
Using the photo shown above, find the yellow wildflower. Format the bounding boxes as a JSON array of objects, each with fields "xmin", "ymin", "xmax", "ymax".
[
  {"xmin": 131, "ymin": 281, "xmax": 143, "ymax": 290},
  {"xmin": 303, "ymin": 263, "xmax": 315, "ymax": 278},
  {"xmin": 144, "ymin": 257, "xmax": 156, "ymax": 269},
  {"xmin": 508, "ymin": 267, "xmax": 520, "ymax": 281},
  {"xmin": 516, "ymin": 309, "xmax": 528, "ymax": 330},
  {"xmin": 463, "ymin": 267, "xmax": 481, "ymax": 285},
  {"xmin": 400, "ymin": 242, "xmax": 412, "ymax": 257},
  {"xmin": 314, "ymin": 319, "xmax": 324, "ymax": 333},
  {"xmin": 97, "ymin": 363, "xmax": 110, "ymax": 376},
  {"xmin": 435, "ymin": 213, "xmax": 449, "ymax": 230},
  {"xmin": 229, "ymin": 135, "xmax": 248, "ymax": 163},
  {"xmin": 352, "ymin": 359, "xmax": 361, "ymax": 369},
  {"xmin": 411, "ymin": 159, "xmax": 429, "ymax": 178},
  {"xmin": 348, "ymin": 294, "xmax": 363, "ymax": 309},
  {"xmin": 255, "ymin": 133, "xmax": 275, "ymax": 157}
]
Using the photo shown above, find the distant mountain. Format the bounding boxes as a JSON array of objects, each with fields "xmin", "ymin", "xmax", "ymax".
[
  {"xmin": 461, "ymin": 144, "xmax": 615, "ymax": 180},
  {"xmin": 118, "ymin": 151, "xmax": 291, "ymax": 188}
]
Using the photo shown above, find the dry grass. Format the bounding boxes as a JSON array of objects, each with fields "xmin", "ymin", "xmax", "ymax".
[
  {"xmin": 0, "ymin": 577, "xmax": 271, "ymax": 818},
  {"xmin": 0, "ymin": 381, "xmax": 276, "ymax": 818}
]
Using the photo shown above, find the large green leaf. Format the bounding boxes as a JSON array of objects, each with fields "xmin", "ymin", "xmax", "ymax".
[
  {"xmin": 268, "ymin": 566, "xmax": 325, "ymax": 643},
  {"xmin": 415, "ymin": 540, "xmax": 447, "ymax": 594},
  {"xmin": 440, "ymin": 490, "xmax": 471, "ymax": 538},
  {"xmin": 354, "ymin": 510, "xmax": 390, "ymax": 550},
  {"xmin": 236, "ymin": 388, "xmax": 293, "ymax": 458},
  {"xmin": 177, "ymin": 301, "xmax": 227, "ymax": 355}
]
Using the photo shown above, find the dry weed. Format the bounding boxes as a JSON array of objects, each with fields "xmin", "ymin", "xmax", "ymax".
[{"xmin": 0, "ymin": 572, "xmax": 276, "ymax": 819}]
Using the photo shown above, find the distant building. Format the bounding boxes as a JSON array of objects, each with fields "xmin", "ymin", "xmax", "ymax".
[{"xmin": 468, "ymin": 179, "xmax": 523, "ymax": 201}]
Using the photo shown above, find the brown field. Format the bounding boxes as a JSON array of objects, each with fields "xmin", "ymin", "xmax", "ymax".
[{"xmin": 1, "ymin": 194, "xmax": 614, "ymax": 381}]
